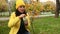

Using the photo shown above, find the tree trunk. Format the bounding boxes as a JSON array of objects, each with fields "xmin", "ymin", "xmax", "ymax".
[{"xmin": 55, "ymin": 0, "xmax": 59, "ymax": 18}]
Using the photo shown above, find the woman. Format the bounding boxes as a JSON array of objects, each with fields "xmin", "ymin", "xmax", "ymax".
[{"xmin": 8, "ymin": 0, "xmax": 31, "ymax": 34}]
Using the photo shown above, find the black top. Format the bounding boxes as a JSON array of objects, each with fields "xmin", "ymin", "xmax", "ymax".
[
  {"xmin": 15, "ymin": 10, "xmax": 28, "ymax": 34},
  {"xmin": 17, "ymin": 18, "xmax": 28, "ymax": 34}
]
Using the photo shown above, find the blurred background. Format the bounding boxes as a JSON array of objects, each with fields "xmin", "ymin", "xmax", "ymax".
[{"xmin": 0, "ymin": 0, "xmax": 60, "ymax": 34}]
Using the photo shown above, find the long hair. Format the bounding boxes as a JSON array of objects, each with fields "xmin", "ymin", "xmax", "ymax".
[{"xmin": 15, "ymin": 9, "xmax": 27, "ymax": 17}]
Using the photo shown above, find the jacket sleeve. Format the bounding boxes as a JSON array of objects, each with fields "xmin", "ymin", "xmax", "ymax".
[
  {"xmin": 8, "ymin": 13, "xmax": 20, "ymax": 28},
  {"xmin": 26, "ymin": 13, "xmax": 31, "ymax": 31}
]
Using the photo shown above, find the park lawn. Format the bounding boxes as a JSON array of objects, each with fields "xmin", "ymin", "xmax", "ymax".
[
  {"xmin": 0, "ymin": 20, "xmax": 10, "ymax": 34},
  {"xmin": 0, "ymin": 17, "xmax": 60, "ymax": 34},
  {"xmin": 31, "ymin": 17, "xmax": 60, "ymax": 34}
]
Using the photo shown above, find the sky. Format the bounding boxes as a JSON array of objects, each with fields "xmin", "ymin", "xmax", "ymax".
[{"xmin": 40, "ymin": 0, "xmax": 56, "ymax": 4}]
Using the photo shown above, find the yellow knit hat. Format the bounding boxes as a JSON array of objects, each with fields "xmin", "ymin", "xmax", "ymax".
[{"xmin": 16, "ymin": 0, "xmax": 25, "ymax": 9}]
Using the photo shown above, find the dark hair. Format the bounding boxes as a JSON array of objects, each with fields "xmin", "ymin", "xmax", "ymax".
[{"xmin": 15, "ymin": 9, "xmax": 27, "ymax": 17}]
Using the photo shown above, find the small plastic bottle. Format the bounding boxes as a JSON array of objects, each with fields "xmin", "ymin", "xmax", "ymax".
[{"xmin": 23, "ymin": 17, "xmax": 28, "ymax": 26}]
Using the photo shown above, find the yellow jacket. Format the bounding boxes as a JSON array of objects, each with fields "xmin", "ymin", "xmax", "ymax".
[{"xmin": 8, "ymin": 12, "xmax": 31, "ymax": 34}]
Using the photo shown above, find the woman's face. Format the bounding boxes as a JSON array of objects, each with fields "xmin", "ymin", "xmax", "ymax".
[{"xmin": 17, "ymin": 5, "xmax": 25, "ymax": 13}]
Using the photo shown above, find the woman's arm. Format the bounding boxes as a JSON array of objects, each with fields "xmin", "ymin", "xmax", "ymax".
[
  {"xmin": 26, "ymin": 13, "xmax": 31, "ymax": 31},
  {"xmin": 8, "ymin": 12, "xmax": 20, "ymax": 28}
]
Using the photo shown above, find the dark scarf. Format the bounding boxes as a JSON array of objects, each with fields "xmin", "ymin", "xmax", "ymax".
[
  {"xmin": 15, "ymin": 10, "xmax": 26, "ymax": 17},
  {"xmin": 15, "ymin": 10, "xmax": 27, "ymax": 34}
]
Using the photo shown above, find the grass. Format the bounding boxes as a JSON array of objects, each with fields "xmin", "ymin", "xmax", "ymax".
[
  {"xmin": 0, "ymin": 17, "xmax": 60, "ymax": 34},
  {"xmin": 0, "ymin": 20, "xmax": 10, "ymax": 34},
  {"xmin": 31, "ymin": 17, "xmax": 60, "ymax": 34}
]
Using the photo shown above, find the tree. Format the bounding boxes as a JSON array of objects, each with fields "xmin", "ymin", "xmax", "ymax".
[
  {"xmin": 55, "ymin": 0, "xmax": 60, "ymax": 18},
  {"xmin": 25, "ymin": 0, "xmax": 44, "ymax": 15},
  {"xmin": 11, "ymin": 1, "xmax": 16, "ymax": 12},
  {"xmin": 0, "ymin": 0, "xmax": 8, "ymax": 12},
  {"xmin": 44, "ymin": 1, "xmax": 56, "ymax": 12}
]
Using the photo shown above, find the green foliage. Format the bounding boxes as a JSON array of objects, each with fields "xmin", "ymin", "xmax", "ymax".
[
  {"xmin": 29, "ymin": 4, "xmax": 34, "ymax": 11},
  {"xmin": 36, "ymin": 3, "xmax": 41, "ymax": 11},
  {"xmin": 11, "ymin": 2, "xmax": 16, "ymax": 12},
  {"xmin": 0, "ymin": 0, "xmax": 8, "ymax": 12}
]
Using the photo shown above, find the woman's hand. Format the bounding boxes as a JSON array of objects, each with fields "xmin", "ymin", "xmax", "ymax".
[
  {"xmin": 24, "ymin": 21, "xmax": 28, "ymax": 26},
  {"xmin": 18, "ymin": 14, "xmax": 25, "ymax": 18}
]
